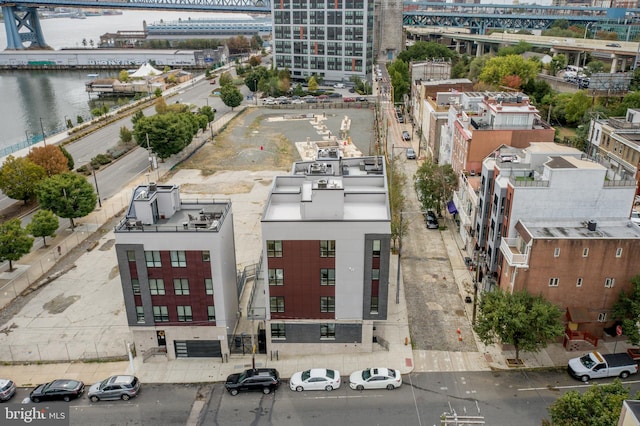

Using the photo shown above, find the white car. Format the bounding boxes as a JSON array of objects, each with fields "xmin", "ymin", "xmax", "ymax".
[
  {"xmin": 289, "ymin": 368, "xmax": 341, "ymax": 391},
  {"xmin": 349, "ymin": 367, "xmax": 402, "ymax": 390}
]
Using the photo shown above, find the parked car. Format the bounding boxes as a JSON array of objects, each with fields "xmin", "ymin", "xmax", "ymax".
[
  {"xmin": 349, "ymin": 88, "xmax": 356, "ymax": 93},
  {"xmin": 426, "ymin": 218, "xmax": 439, "ymax": 229},
  {"xmin": 568, "ymin": 351, "xmax": 638, "ymax": 382},
  {"xmin": 424, "ymin": 210, "xmax": 437, "ymax": 222},
  {"xmin": 402, "ymin": 130, "xmax": 411, "ymax": 141},
  {"xmin": 0, "ymin": 379, "xmax": 16, "ymax": 401},
  {"xmin": 30, "ymin": 379, "xmax": 85, "ymax": 402},
  {"xmin": 291, "ymin": 99, "xmax": 305, "ymax": 104},
  {"xmin": 397, "ymin": 113, "xmax": 404, "ymax": 123},
  {"xmin": 344, "ymin": 97, "xmax": 355, "ymax": 102},
  {"xmin": 88, "ymin": 375, "xmax": 141, "ymax": 402},
  {"xmin": 209, "ymin": 79, "xmax": 216, "ymax": 85},
  {"xmin": 606, "ymin": 43, "xmax": 621, "ymax": 48},
  {"xmin": 349, "ymin": 368, "xmax": 402, "ymax": 390},
  {"xmin": 328, "ymin": 92, "xmax": 342, "ymax": 98},
  {"xmin": 334, "ymin": 83, "xmax": 345, "ymax": 89},
  {"xmin": 289, "ymin": 368, "xmax": 341, "ymax": 392},
  {"xmin": 356, "ymin": 97, "xmax": 368, "ymax": 102},
  {"xmin": 225, "ymin": 368, "xmax": 280, "ymax": 395},
  {"xmin": 406, "ymin": 148, "xmax": 416, "ymax": 160}
]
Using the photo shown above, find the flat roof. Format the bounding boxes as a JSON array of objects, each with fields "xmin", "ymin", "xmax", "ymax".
[{"xmin": 520, "ymin": 219, "xmax": 640, "ymax": 239}]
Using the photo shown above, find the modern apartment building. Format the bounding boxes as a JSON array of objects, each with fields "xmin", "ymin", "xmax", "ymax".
[
  {"xmin": 271, "ymin": 0, "xmax": 375, "ymax": 83},
  {"xmin": 588, "ymin": 108, "xmax": 640, "ymax": 192},
  {"xmin": 440, "ymin": 92, "xmax": 555, "ymax": 175},
  {"xmin": 251, "ymin": 155, "xmax": 391, "ymax": 355},
  {"xmin": 114, "ymin": 183, "xmax": 239, "ymax": 360}
]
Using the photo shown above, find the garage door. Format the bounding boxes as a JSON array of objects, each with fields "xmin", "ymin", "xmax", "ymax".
[{"xmin": 174, "ymin": 340, "xmax": 222, "ymax": 358}]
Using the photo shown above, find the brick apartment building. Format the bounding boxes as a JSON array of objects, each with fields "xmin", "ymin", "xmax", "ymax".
[
  {"xmin": 250, "ymin": 155, "xmax": 391, "ymax": 355},
  {"xmin": 114, "ymin": 183, "xmax": 238, "ymax": 359}
]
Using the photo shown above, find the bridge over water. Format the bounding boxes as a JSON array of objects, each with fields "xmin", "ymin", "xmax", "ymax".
[{"xmin": 1, "ymin": 0, "xmax": 639, "ymax": 50}]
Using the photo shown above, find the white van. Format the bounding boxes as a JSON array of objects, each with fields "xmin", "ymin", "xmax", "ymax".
[{"xmin": 334, "ymin": 83, "xmax": 345, "ymax": 89}]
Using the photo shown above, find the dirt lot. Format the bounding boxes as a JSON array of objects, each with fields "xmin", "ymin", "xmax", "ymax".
[{"xmin": 175, "ymin": 106, "xmax": 376, "ymax": 175}]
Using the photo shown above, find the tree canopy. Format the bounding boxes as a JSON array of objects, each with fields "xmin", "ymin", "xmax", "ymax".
[
  {"xmin": 612, "ymin": 275, "xmax": 640, "ymax": 345},
  {"xmin": 0, "ymin": 218, "xmax": 34, "ymax": 271},
  {"xmin": 0, "ymin": 155, "xmax": 46, "ymax": 204},
  {"xmin": 478, "ymin": 55, "xmax": 540, "ymax": 89},
  {"xmin": 397, "ymin": 41, "xmax": 456, "ymax": 63},
  {"xmin": 36, "ymin": 172, "xmax": 97, "ymax": 229},
  {"xmin": 546, "ymin": 380, "xmax": 638, "ymax": 426},
  {"xmin": 220, "ymin": 84, "xmax": 243, "ymax": 110},
  {"xmin": 133, "ymin": 112, "xmax": 200, "ymax": 159},
  {"xmin": 27, "ymin": 145, "xmax": 69, "ymax": 177},
  {"xmin": 26, "ymin": 209, "xmax": 59, "ymax": 247},
  {"xmin": 414, "ymin": 161, "xmax": 458, "ymax": 214},
  {"xmin": 474, "ymin": 289, "xmax": 564, "ymax": 360}
]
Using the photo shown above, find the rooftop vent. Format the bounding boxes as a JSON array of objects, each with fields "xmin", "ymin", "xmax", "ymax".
[
  {"xmin": 587, "ymin": 220, "xmax": 597, "ymax": 232},
  {"xmin": 317, "ymin": 179, "xmax": 328, "ymax": 188}
]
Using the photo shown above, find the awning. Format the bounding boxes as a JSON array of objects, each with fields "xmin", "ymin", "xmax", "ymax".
[{"xmin": 447, "ymin": 200, "xmax": 458, "ymax": 214}]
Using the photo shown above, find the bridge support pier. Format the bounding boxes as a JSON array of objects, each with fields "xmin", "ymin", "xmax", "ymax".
[{"xmin": 2, "ymin": 6, "xmax": 49, "ymax": 50}]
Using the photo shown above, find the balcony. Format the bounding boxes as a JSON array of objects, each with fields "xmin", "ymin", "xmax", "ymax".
[{"xmin": 499, "ymin": 238, "xmax": 528, "ymax": 267}]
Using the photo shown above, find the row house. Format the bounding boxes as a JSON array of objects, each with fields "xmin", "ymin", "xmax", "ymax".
[
  {"xmin": 588, "ymin": 108, "xmax": 640, "ymax": 193},
  {"xmin": 114, "ymin": 183, "xmax": 238, "ymax": 359},
  {"xmin": 252, "ymin": 155, "xmax": 391, "ymax": 355},
  {"xmin": 440, "ymin": 92, "xmax": 555, "ymax": 175},
  {"xmin": 409, "ymin": 79, "xmax": 473, "ymax": 163}
]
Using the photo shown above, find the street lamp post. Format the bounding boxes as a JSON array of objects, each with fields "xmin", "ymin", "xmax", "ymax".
[
  {"xmin": 472, "ymin": 251, "xmax": 485, "ymax": 325},
  {"xmin": 39, "ymin": 117, "xmax": 46, "ymax": 146},
  {"xmin": 203, "ymin": 97, "xmax": 209, "ymax": 107},
  {"xmin": 92, "ymin": 167, "xmax": 102, "ymax": 208}
]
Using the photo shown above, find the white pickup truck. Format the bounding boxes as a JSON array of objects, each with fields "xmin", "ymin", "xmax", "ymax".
[{"xmin": 568, "ymin": 351, "xmax": 638, "ymax": 382}]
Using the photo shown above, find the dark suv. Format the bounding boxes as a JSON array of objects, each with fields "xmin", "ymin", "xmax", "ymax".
[{"xmin": 225, "ymin": 369, "xmax": 280, "ymax": 396}]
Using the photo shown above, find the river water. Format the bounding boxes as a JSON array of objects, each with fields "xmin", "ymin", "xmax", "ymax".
[{"xmin": 0, "ymin": 10, "xmax": 247, "ymax": 154}]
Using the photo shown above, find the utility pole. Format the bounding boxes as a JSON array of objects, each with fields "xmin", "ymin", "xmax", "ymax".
[{"xmin": 145, "ymin": 133, "xmax": 154, "ymax": 173}]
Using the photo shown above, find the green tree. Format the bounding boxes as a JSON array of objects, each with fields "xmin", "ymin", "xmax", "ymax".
[
  {"xmin": 133, "ymin": 113, "xmax": 192, "ymax": 160},
  {"xmin": 548, "ymin": 54, "xmax": 567, "ymax": 77},
  {"xmin": 612, "ymin": 275, "xmax": 640, "ymax": 345},
  {"xmin": 612, "ymin": 91, "xmax": 640, "ymax": 116},
  {"xmin": 564, "ymin": 91, "xmax": 591, "ymax": 125},
  {"xmin": 76, "ymin": 115, "xmax": 84, "ymax": 124},
  {"xmin": 414, "ymin": 160, "xmax": 458, "ymax": 214},
  {"xmin": 119, "ymin": 126, "xmax": 133, "ymax": 144},
  {"xmin": 198, "ymin": 105, "xmax": 216, "ymax": 123},
  {"xmin": 0, "ymin": 156, "xmax": 46, "ymax": 204},
  {"xmin": 397, "ymin": 41, "xmax": 456, "ymax": 63},
  {"xmin": 479, "ymin": 55, "xmax": 539, "ymax": 88},
  {"xmin": 0, "ymin": 219, "xmax": 34, "ymax": 272},
  {"xmin": 585, "ymin": 60, "xmax": 606, "ymax": 75},
  {"xmin": 497, "ymin": 41, "xmax": 532, "ymax": 56},
  {"xmin": 36, "ymin": 172, "xmax": 97, "ymax": 229},
  {"xmin": 474, "ymin": 290, "xmax": 564, "ymax": 361},
  {"xmin": 118, "ymin": 70, "xmax": 130, "ymax": 82},
  {"xmin": 59, "ymin": 146, "xmax": 74, "ymax": 171},
  {"xmin": 219, "ymin": 71, "xmax": 233, "ymax": 87},
  {"xmin": 131, "ymin": 110, "xmax": 145, "ymax": 125},
  {"xmin": 468, "ymin": 55, "xmax": 491, "ymax": 82},
  {"xmin": 248, "ymin": 55, "xmax": 262, "ymax": 67},
  {"xmin": 220, "ymin": 84, "xmax": 243, "ymax": 110},
  {"xmin": 154, "ymin": 87, "xmax": 163, "ymax": 98},
  {"xmin": 387, "ymin": 59, "xmax": 410, "ymax": 103},
  {"xmin": 546, "ymin": 380, "xmax": 638, "ymax": 426},
  {"xmin": 26, "ymin": 209, "xmax": 59, "ymax": 247}
]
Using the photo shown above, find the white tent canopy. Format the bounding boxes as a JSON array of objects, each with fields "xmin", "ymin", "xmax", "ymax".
[{"xmin": 130, "ymin": 63, "xmax": 162, "ymax": 78}]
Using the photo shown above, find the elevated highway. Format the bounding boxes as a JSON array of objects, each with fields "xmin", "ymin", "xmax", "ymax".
[{"xmin": 408, "ymin": 28, "xmax": 640, "ymax": 72}]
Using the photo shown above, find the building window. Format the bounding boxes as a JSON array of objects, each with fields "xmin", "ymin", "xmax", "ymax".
[
  {"xmin": 135, "ymin": 306, "xmax": 144, "ymax": 323},
  {"xmin": 170, "ymin": 251, "xmax": 187, "ymax": 267},
  {"xmin": 174, "ymin": 278, "xmax": 190, "ymax": 295},
  {"xmin": 270, "ymin": 296, "xmax": 285, "ymax": 313},
  {"xmin": 207, "ymin": 306, "xmax": 216, "ymax": 321},
  {"xmin": 267, "ymin": 240, "xmax": 283, "ymax": 257},
  {"xmin": 320, "ymin": 323, "xmax": 336, "ymax": 339},
  {"xmin": 152, "ymin": 306, "xmax": 169, "ymax": 322},
  {"xmin": 320, "ymin": 269, "xmax": 335, "ymax": 286},
  {"xmin": 320, "ymin": 240, "xmax": 336, "ymax": 257},
  {"xmin": 372, "ymin": 240, "xmax": 381, "ymax": 257},
  {"xmin": 149, "ymin": 279, "xmax": 165, "ymax": 295},
  {"xmin": 271, "ymin": 323, "xmax": 286, "ymax": 339},
  {"xmin": 553, "ymin": 248, "xmax": 560, "ymax": 257},
  {"xmin": 202, "ymin": 251, "xmax": 210, "ymax": 262},
  {"xmin": 126, "ymin": 250, "xmax": 136, "ymax": 262},
  {"xmin": 549, "ymin": 278, "xmax": 559, "ymax": 287},
  {"xmin": 268, "ymin": 269, "xmax": 284, "ymax": 286},
  {"xmin": 320, "ymin": 296, "xmax": 335, "ymax": 313},
  {"xmin": 598, "ymin": 312, "xmax": 607, "ymax": 322},
  {"xmin": 132, "ymin": 279, "xmax": 140, "ymax": 295},
  {"xmin": 370, "ymin": 296, "xmax": 379, "ymax": 314},
  {"xmin": 605, "ymin": 278, "xmax": 615, "ymax": 288},
  {"xmin": 582, "ymin": 248, "xmax": 589, "ymax": 257},
  {"xmin": 372, "ymin": 269, "xmax": 380, "ymax": 280},
  {"xmin": 177, "ymin": 306, "xmax": 193, "ymax": 322},
  {"xmin": 145, "ymin": 251, "xmax": 161, "ymax": 267},
  {"xmin": 576, "ymin": 278, "xmax": 583, "ymax": 287},
  {"xmin": 616, "ymin": 248, "xmax": 623, "ymax": 258},
  {"xmin": 205, "ymin": 278, "xmax": 213, "ymax": 295}
]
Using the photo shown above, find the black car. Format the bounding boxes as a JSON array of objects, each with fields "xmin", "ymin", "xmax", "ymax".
[
  {"xmin": 423, "ymin": 210, "xmax": 437, "ymax": 222},
  {"xmin": 328, "ymin": 92, "xmax": 342, "ymax": 98},
  {"xmin": 30, "ymin": 379, "xmax": 85, "ymax": 402},
  {"xmin": 225, "ymin": 369, "xmax": 280, "ymax": 396},
  {"xmin": 426, "ymin": 218, "xmax": 439, "ymax": 229}
]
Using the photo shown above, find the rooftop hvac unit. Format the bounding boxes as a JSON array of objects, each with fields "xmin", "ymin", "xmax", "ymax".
[
  {"xmin": 309, "ymin": 163, "xmax": 323, "ymax": 173},
  {"xmin": 318, "ymin": 179, "xmax": 328, "ymax": 188}
]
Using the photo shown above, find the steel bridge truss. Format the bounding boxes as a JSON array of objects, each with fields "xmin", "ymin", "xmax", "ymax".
[{"xmin": 2, "ymin": 6, "xmax": 49, "ymax": 50}]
